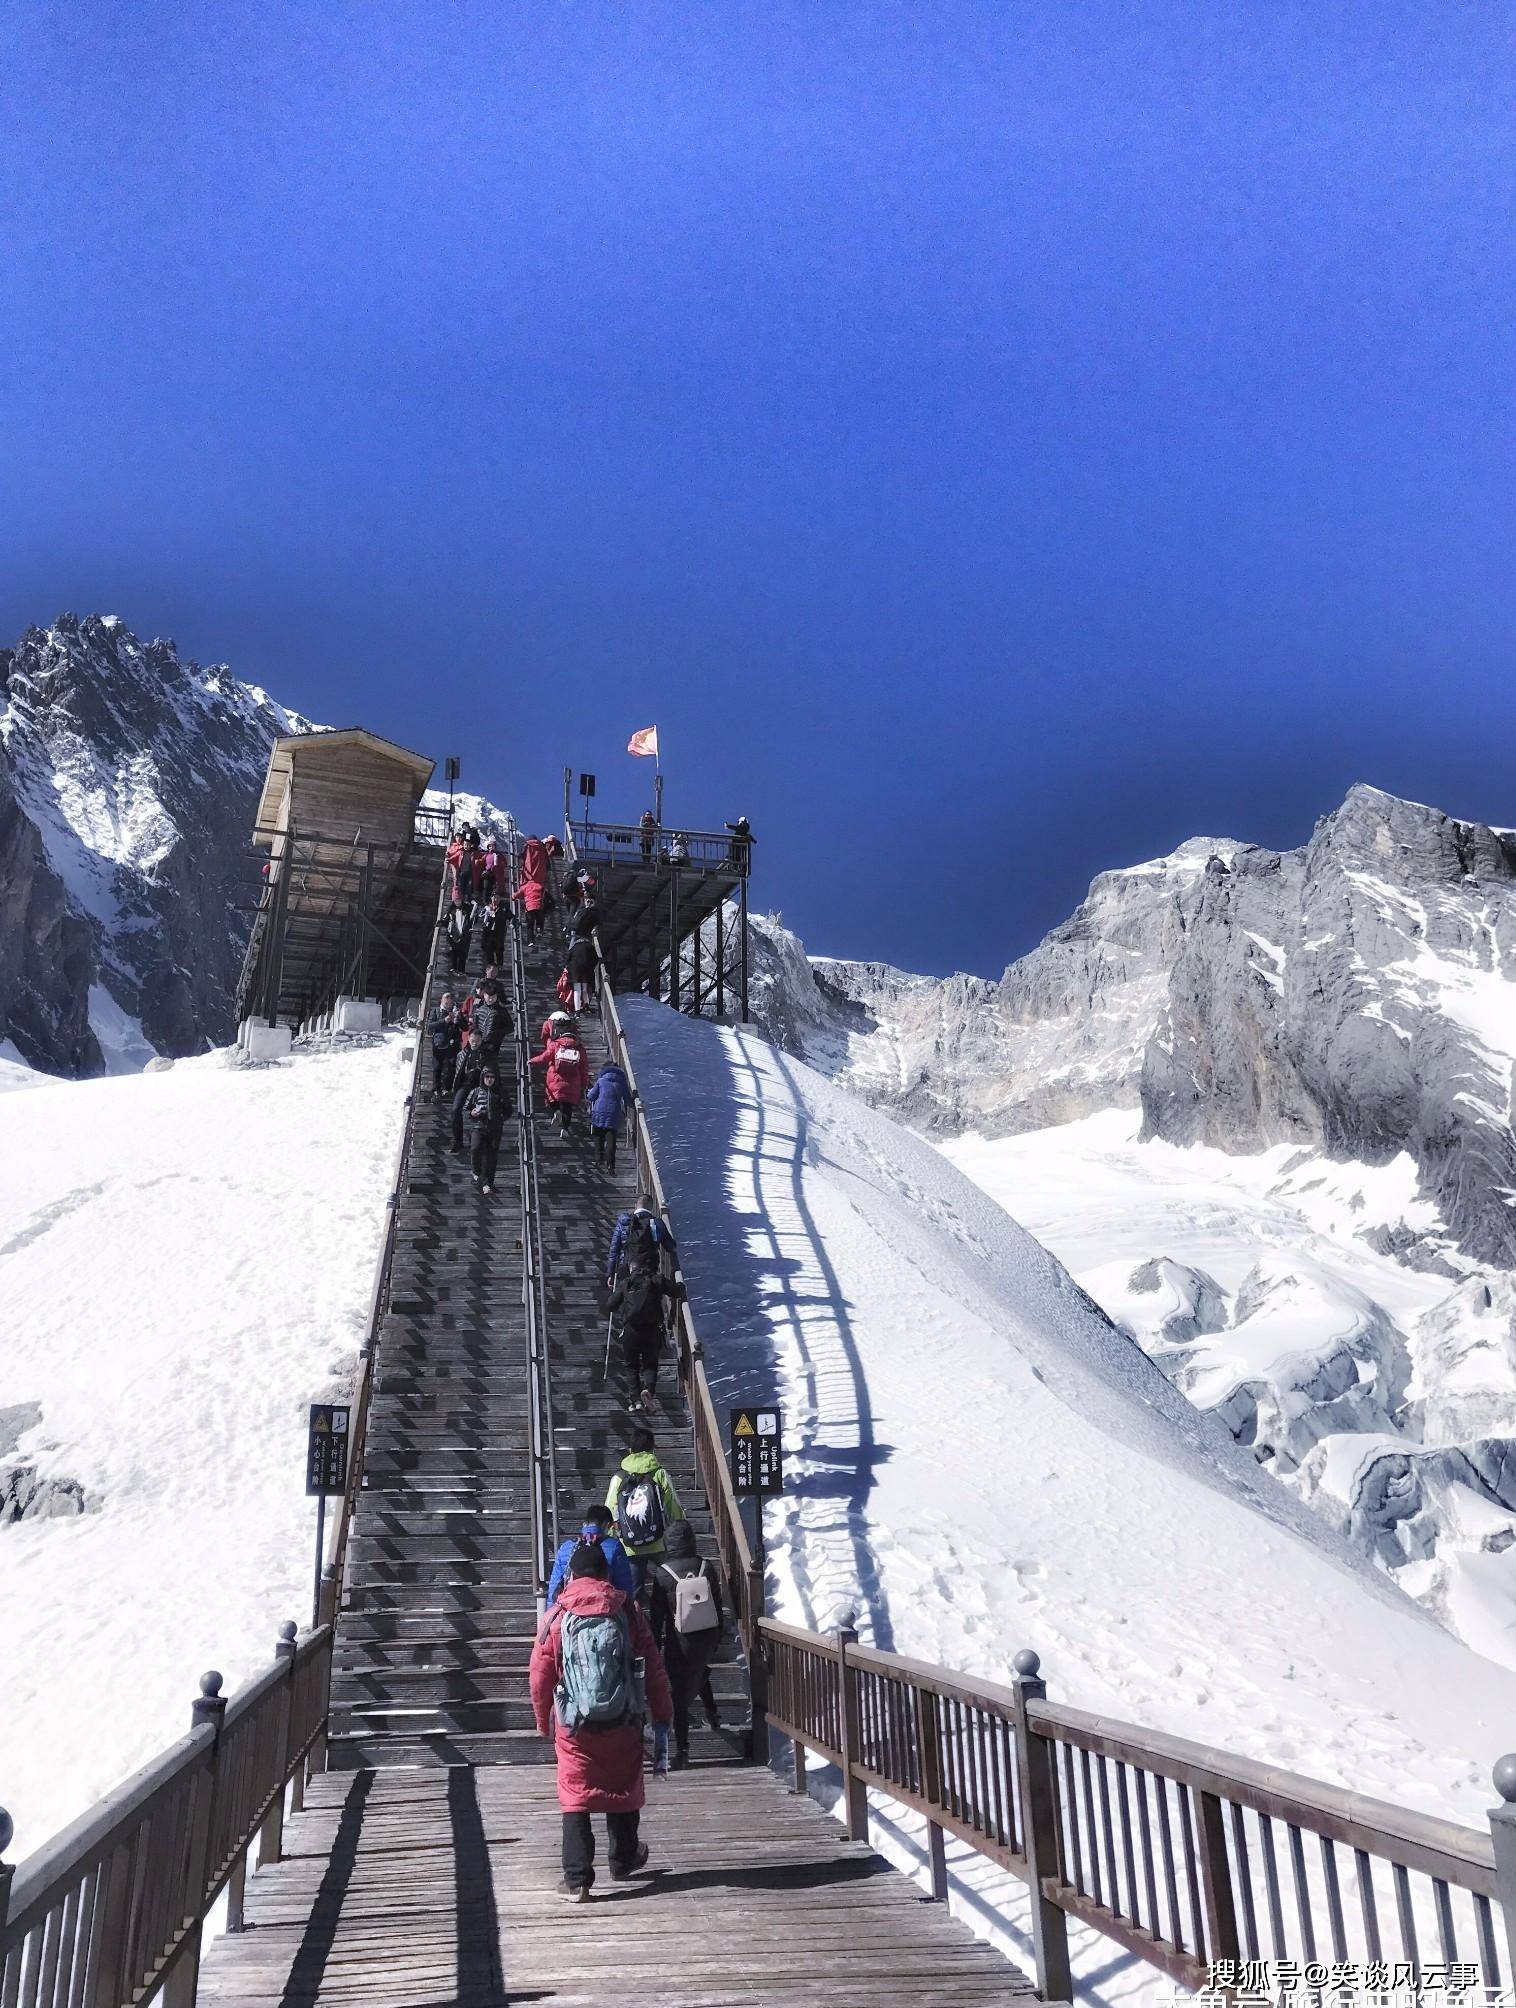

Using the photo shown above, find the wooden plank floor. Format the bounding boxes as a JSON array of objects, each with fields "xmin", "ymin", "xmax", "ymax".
[{"xmin": 197, "ymin": 1765, "xmax": 1028, "ymax": 2006}]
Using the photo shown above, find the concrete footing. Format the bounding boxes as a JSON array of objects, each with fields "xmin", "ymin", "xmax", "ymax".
[{"xmin": 238, "ymin": 1019, "xmax": 293, "ymax": 1061}]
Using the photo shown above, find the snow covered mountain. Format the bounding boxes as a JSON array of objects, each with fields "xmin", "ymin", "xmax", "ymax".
[
  {"xmin": 740, "ymin": 785, "xmax": 1516, "ymax": 1659},
  {"xmin": 749, "ymin": 785, "xmax": 1516, "ymax": 1270},
  {"xmin": 0, "ymin": 614, "xmax": 512, "ymax": 1080},
  {"xmin": 0, "ymin": 614, "xmax": 317, "ymax": 1074}
]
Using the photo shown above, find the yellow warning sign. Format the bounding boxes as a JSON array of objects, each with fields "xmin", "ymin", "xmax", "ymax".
[
  {"xmin": 733, "ymin": 1413, "xmax": 754, "ymax": 1436},
  {"xmin": 315, "ymin": 1413, "xmax": 331, "ymax": 1433}
]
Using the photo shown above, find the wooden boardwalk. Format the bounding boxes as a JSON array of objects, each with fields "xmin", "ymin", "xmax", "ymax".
[{"xmin": 196, "ymin": 1765, "xmax": 1027, "ymax": 2006}]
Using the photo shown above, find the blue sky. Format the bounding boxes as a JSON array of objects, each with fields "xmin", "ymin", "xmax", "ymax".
[{"xmin": 6, "ymin": 4, "xmax": 1515, "ymax": 976}]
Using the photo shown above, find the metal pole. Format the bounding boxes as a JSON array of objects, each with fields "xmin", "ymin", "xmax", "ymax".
[
  {"xmin": 668, "ymin": 868, "xmax": 681, "ymax": 1010},
  {"xmin": 654, "ymin": 770, "xmax": 664, "ymax": 829},
  {"xmin": 312, "ymin": 1489, "xmax": 327, "ymax": 1628},
  {"xmin": 691, "ymin": 907, "xmax": 701, "ymax": 1016},
  {"xmin": 738, "ymin": 871, "xmax": 749, "ymax": 1023},
  {"xmin": 357, "ymin": 847, "xmax": 373, "ymax": 999},
  {"xmin": 715, "ymin": 899, "xmax": 725, "ymax": 1018}
]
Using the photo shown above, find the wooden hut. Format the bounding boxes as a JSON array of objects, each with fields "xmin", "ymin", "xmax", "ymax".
[{"xmin": 238, "ymin": 729, "xmax": 445, "ymax": 1029}]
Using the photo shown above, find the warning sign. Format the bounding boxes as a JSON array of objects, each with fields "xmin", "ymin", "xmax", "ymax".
[
  {"xmin": 729, "ymin": 1406, "xmax": 783, "ymax": 1496},
  {"xmin": 306, "ymin": 1403, "xmax": 352, "ymax": 1497}
]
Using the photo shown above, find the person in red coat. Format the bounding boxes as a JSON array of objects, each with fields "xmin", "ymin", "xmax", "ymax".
[
  {"xmin": 515, "ymin": 837, "xmax": 551, "ymax": 940},
  {"xmin": 529, "ymin": 1025, "xmax": 589, "ymax": 1134},
  {"xmin": 530, "ymin": 1543, "xmax": 673, "ymax": 1898}
]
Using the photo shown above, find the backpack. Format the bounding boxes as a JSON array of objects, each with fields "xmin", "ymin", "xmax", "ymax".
[
  {"xmin": 617, "ymin": 1473, "xmax": 666, "ymax": 1550},
  {"xmin": 556, "ymin": 1607, "xmax": 637, "ymax": 1731},
  {"xmin": 619, "ymin": 1272, "xmax": 664, "ymax": 1333},
  {"xmin": 622, "ymin": 1212, "xmax": 658, "ymax": 1274},
  {"xmin": 554, "ymin": 1041, "xmax": 585, "ymax": 1084},
  {"xmin": 662, "ymin": 1561, "xmax": 719, "ymax": 1636}
]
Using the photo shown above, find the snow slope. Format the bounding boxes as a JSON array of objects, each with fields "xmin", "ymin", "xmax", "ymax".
[
  {"xmin": 625, "ymin": 1001, "xmax": 1516, "ymax": 1796},
  {"xmin": 0, "ymin": 1037, "xmax": 409, "ymax": 1857},
  {"xmin": 942, "ymin": 1114, "xmax": 1516, "ymax": 1670}
]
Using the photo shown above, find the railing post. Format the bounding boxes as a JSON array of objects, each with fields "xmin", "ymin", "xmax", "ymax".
[
  {"xmin": 311, "ymin": 1574, "xmax": 337, "ymax": 1777},
  {"xmin": 0, "ymin": 1806, "xmax": 13, "ymax": 1935},
  {"xmin": 1010, "ymin": 1650, "xmax": 1073, "ymax": 2004},
  {"xmin": 1488, "ymin": 1757, "xmax": 1516, "ymax": 1982},
  {"xmin": 260, "ymin": 1622, "xmax": 298, "ymax": 1869},
  {"xmin": 163, "ymin": 1673, "xmax": 225, "ymax": 2008},
  {"xmin": 836, "ymin": 1625, "xmax": 869, "ymax": 1843},
  {"xmin": 1197, "ymin": 1786, "xmax": 1241, "ymax": 1968},
  {"xmin": 914, "ymin": 1688, "xmax": 949, "ymax": 1901},
  {"xmin": 745, "ymin": 1574, "xmax": 768, "ymax": 1764}
]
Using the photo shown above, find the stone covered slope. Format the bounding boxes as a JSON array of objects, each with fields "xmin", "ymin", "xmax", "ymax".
[{"xmin": 750, "ymin": 786, "xmax": 1516, "ymax": 1267}]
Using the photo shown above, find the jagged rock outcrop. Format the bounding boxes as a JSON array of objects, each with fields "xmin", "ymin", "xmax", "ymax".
[
  {"xmin": 1142, "ymin": 788, "xmax": 1516, "ymax": 1265},
  {"xmin": 0, "ymin": 1402, "xmax": 89, "ymax": 1526},
  {"xmin": 747, "ymin": 786, "xmax": 1516, "ymax": 1267},
  {"xmin": 0, "ymin": 614, "xmax": 315, "ymax": 1075}
]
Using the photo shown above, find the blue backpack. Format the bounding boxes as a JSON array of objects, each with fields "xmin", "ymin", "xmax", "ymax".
[{"xmin": 556, "ymin": 1607, "xmax": 637, "ymax": 1730}]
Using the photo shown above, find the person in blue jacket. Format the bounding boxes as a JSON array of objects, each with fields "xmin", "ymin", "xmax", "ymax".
[
  {"xmin": 605, "ymin": 1196, "xmax": 676, "ymax": 1288},
  {"xmin": 586, "ymin": 1062, "xmax": 634, "ymax": 1172},
  {"xmin": 546, "ymin": 1504, "xmax": 637, "ymax": 1607}
]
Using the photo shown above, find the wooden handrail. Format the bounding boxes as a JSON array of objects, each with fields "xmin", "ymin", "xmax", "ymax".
[
  {"xmin": 563, "ymin": 828, "xmax": 760, "ymax": 1691},
  {"xmin": 318, "ymin": 841, "xmax": 455, "ymax": 1626},
  {"xmin": 763, "ymin": 1616, "xmax": 1515, "ymax": 1995},
  {"xmin": 2, "ymin": 1625, "xmax": 334, "ymax": 2008}
]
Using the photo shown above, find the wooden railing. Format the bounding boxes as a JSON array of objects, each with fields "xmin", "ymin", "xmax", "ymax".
[
  {"xmin": 314, "ymin": 846, "xmax": 454, "ymax": 1631},
  {"xmin": 764, "ymin": 1623, "xmax": 1516, "ymax": 2000},
  {"xmin": 507, "ymin": 825, "xmax": 559, "ymax": 1609},
  {"xmin": 0, "ymin": 1625, "xmax": 332, "ymax": 2008}
]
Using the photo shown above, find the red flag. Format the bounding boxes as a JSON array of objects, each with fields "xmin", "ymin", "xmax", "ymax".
[{"xmin": 627, "ymin": 726, "xmax": 659, "ymax": 759}]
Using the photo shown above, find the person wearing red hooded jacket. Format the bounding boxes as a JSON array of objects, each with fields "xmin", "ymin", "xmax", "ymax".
[
  {"xmin": 530, "ymin": 1543, "xmax": 672, "ymax": 1898},
  {"xmin": 529, "ymin": 1022, "xmax": 589, "ymax": 1133},
  {"xmin": 515, "ymin": 836, "xmax": 551, "ymax": 940}
]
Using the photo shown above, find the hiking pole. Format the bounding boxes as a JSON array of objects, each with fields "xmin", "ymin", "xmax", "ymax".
[{"xmin": 604, "ymin": 1312, "xmax": 615, "ymax": 1378}]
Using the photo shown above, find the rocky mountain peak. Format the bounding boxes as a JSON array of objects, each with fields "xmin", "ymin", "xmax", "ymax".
[
  {"xmin": 0, "ymin": 614, "xmax": 315, "ymax": 1075},
  {"xmin": 747, "ymin": 781, "xmax": 1516, "ymax": 1268}
]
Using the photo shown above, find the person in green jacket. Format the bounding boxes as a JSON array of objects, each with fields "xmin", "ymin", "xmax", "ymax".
[{"xmin": 607, "ymin": 1429, "xmax": 684, "ymax": 1599}]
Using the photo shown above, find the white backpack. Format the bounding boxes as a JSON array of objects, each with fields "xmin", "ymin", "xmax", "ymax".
[{"xmin": 665, "ymin": 1562, "xmax": 719, "ymax": 1636}]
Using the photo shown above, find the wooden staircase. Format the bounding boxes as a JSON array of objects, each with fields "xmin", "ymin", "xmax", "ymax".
[{"xmin": 328, "ymin": 869, "xmax": 749, "ymax": 1768}]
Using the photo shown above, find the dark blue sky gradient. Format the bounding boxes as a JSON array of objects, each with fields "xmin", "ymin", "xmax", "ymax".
[{"xmin": 6, "ymin": 5, "xmax": 1515, "ymax": 975}]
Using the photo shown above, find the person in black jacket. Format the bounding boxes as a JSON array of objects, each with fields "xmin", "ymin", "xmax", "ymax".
[
  {"xmin": 444, "ymin": 893, "xmax": 473, "ymax": 976},
  {"xmin": 725, "ymin": 817, "xmax": 754, "ymax": 873},
  {"xmin": 567, "ymin": 935, "xmax": 597, "ymax": 1014},
  {"xmin": 469, "ymin": 971, "xmax": 511, "ymax": 1062},
  {"xmin": 649, "ymin": 1519, "xmax": 724, "ymax": 1769},
  {"xmin": 480, "ymin": 895, "xmax": 508, "ymax": 966},
  {"xmin": 465, "ymin": 1064, "xmax": 509, "ymax": 1193},
  {"xmin": 609, "ymin": 1267, "xmax": 681, "ymax": 1411},
  {"xmin": 450, "ymin": 1029, "xmax": 487, "ymax": 1153},
  {"xmin": 428, "ymin": 992, "xmax": 461, "ymax": 1100}
]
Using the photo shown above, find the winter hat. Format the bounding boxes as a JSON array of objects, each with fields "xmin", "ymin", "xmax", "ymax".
[
  {"xmin": 569, "ymin": 1542, "xmax": 609, "ymax": 1580},
  {"xmin": 663, "ymin": 1520, "xmax": 696, "ymax": 1560}
]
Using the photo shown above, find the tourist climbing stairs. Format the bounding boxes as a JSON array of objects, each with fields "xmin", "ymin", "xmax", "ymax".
[{"xmin": 516, "ymin": 878, "xmax": 752, "ymax": 1758}]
